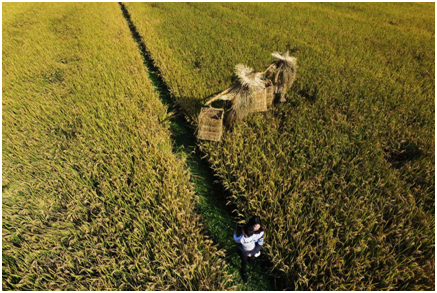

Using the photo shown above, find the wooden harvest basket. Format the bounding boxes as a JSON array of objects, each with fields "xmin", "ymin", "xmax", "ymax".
[
  {"xmin": 265, "ymin": 81, "xmax": 275, "ymax": 107},
  {"xmin": 251, "ymin": 79, "xmax": 274, "ymax": 112},
  {"xmin": 196, "ymin": 107, "xmax": 224, "ymax": 142},
  {"xmin": 251, "ymin": 88, "xmax": 268, "ymax": 113}
]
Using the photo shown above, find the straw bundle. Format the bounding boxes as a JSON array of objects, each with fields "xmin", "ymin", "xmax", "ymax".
[
  {"xmin": 224, "ymin": 64, "xmax": 267, "ymax": 126},
  {"xmin": 204, "ymin": 64, "xmax": 270, "ymax": 126},
  {"xmin": 266, "ymin": 50, "xmax": 297, "ymax": 103}
]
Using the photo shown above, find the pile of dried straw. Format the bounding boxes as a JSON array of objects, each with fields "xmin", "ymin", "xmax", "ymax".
[
  {"xmin": 224, "ymin": 64, "xmax": 269, "ymax": 126},
  {"xmin": 205, "ymin": 64, "xmax": 270, "ymax": 126},
  {"xmin": 265, "ymin": 50, "xmax": 297, "ymax": 103},
  {"xmin": 199, "ymin": 50, "xmax": 297, "ymax": 140}
]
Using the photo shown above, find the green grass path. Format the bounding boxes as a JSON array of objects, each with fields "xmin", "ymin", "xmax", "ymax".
[{"xmin": 119, "ymin": 3, "xmax": 276, "ymax": 290}]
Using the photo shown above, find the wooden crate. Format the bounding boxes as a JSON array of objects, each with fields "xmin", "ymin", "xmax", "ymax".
[
  {"xmin": 265, "ymin": 81, "xmax": 275, "ymax": 107},
  {"xmin": 196, "ymin": 107, "xmax": 224, "ymax": 142},
  {"xmin": 251, "ymin": 88, "xmax": 268, "ymax": 113}
]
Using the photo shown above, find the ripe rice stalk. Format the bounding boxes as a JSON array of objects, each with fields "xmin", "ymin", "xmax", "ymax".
[
  {"xmin": 99, "ymin": 2, "xmax": 435, "ymax": 291},
  {"xmin": 2, "ymin": 2, "xmax": 235, "ymax": 291}
]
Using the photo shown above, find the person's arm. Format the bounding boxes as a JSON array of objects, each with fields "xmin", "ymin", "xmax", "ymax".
[
  {"xmin": 250, "ymin": 233, "xmax": 264, "ymax": 255},
  {"xmin": 256, "ymin": 233, "xmax": 264, "ymax": 246},
  {"xmin": 233, "ymin": 232, "xmax": 242, "ymax": 243}
]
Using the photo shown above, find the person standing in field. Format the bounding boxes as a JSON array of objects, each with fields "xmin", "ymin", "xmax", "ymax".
[{"xmin": 233, "ymin": 216, "xmax": 265, "ymax": 283}]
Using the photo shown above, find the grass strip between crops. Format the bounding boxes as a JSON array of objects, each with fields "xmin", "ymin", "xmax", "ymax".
[
  {"xmin": 2, "ymin": 3, "xmax": 235, "ymax": 290},
  {"xmin": 119, "ymin": 3, "xmax": 277, "ymax": 290}
]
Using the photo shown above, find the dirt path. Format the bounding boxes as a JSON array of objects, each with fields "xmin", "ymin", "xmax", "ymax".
[{"xmin": 119, "ymin": 3, "xmax": 276, "ymax": 290}]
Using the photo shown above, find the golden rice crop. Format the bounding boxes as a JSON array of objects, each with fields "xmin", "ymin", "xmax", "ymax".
[
  {"xmin": 125, "ymin": 2, "xmax": 434, "ymax": 290},
  {"xmin": 2, "ymin": 3, "xmax": 234, "ymax": 290}
]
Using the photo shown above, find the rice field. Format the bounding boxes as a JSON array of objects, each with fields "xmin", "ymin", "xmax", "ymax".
[
  {"xmin": 2, "ymin": 3, "xmax": 233, "ymax": 290},
  {"xmin": 2, "ymin": 2, "xmax": 435, "ymax": 291},
  {"xmin": 125, "ymin": 2, "xmax": 435, "ymax": 290}
]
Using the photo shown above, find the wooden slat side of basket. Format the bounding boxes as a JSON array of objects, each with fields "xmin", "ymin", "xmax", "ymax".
[
  {"xmin": 251, "ymin": 88, "xmax": 268, "ymax": 113},
  {"xmin": 266, "ymin": 83, "xmax": 275, "ymax": 107},
  {"xmin": 196, "ymin": 107, "xmax": 224, "ymax": 142}
]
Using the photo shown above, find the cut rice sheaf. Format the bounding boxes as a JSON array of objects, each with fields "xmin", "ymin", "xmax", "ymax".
[
  {"xmin": 234, "ymin": 64, "xmax": 265, "ymax": 92},
  {"xmin": 271, "ymin": 51, "xmax": 297, "ymax": 66}
]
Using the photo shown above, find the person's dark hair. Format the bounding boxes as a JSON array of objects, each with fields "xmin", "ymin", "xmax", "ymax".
[
  {"xmin": 243, "ymin": 225, "xmax": 255, "ymax": 237},
  {"xmin": 247, "ymin": 215, "xmax": 265, "ymax": 233}
]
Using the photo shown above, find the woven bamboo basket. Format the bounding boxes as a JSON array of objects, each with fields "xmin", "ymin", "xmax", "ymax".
[
  {"xmin": 265, "ymin": 80, "xmax": 275, "ymax": 107},
  {"xmin": 251, "ymin": 88, "xmax": 268, "ymax": 113},
  {"xmin": 196, "ymin": 107, "xmax": 224, "ymax": 142}
]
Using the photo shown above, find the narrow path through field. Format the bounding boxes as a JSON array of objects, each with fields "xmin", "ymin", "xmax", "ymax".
[{"xmin": 119, "ymin": 2, "xmax": 276, "ymax": 290}]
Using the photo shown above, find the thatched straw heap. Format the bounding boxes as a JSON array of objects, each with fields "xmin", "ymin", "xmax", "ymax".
[
  {"xmin": 225, "ymin": 64, "xmax": 268, "ymax": 125},
  {"xmin": 205, "ymin": 64, "xmax": 269, "ymax": 126},
  {"xmin": 266, "ymin": 50, "xmax": 297, "ymax": 103},
  {"xmin": 199, "ymin": 50, "xmax": 297, "ymax": 138}
]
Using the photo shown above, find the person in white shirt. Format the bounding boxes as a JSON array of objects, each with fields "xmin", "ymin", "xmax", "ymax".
[{"xmin": 233, "ymin": 216, "xmax": 265, "ymax": 283}]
